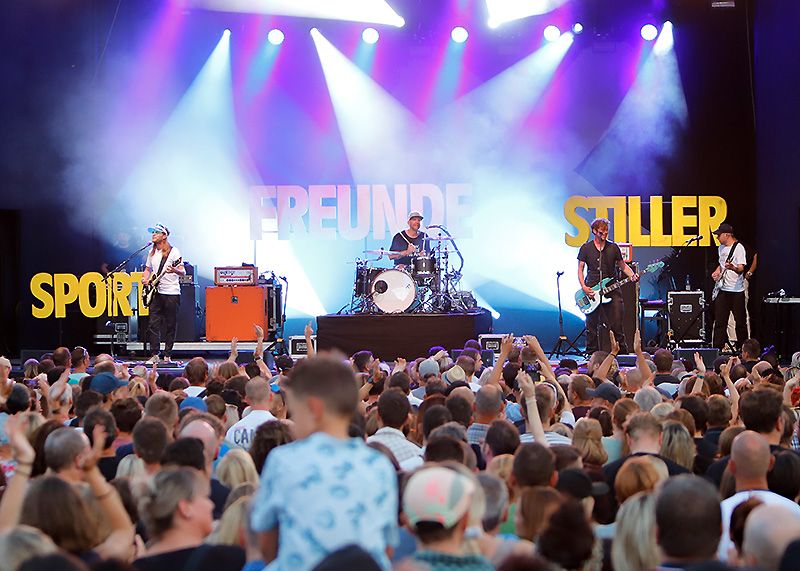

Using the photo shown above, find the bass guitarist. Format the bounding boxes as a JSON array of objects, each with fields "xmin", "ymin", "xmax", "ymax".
[
  {"xmin": 142, "ymin": 223, "xmax": 184, "ymax": 364},
  {"xmin": 577, "ymin": 218, "xmax": 638, "ymax": 354}
]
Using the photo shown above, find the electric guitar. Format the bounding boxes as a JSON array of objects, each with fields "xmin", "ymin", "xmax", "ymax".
[
  {"xmin": 575, "ymin": 261, "xmax": 664, "ymax": 315},
  {"xmin": 711, "ymin": 242, "xmax": 741, "ymax": 301},
  {"xmin": 142, "ymin": 257, "xmax": 182, "ymax": 308}
]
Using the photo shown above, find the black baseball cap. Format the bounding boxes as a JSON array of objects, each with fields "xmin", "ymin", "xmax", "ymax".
[{"xmin": 712, "ymin": 223, "xmax": 734, "ymax": 236}]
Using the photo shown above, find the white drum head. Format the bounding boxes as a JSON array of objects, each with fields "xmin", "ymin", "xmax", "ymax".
[{"xmin": 371, "ymin": 269, "xmax": 417, "ymax": 313}]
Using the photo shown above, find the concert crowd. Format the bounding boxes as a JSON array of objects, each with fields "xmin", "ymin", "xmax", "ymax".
[{"xmin": 1, "ymin": 330, "xmax": 800, "ymax": 571}]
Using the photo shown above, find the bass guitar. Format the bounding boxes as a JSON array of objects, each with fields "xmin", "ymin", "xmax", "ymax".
[
  {"xmin": 142, "ymin": 257, "xmax": 182, "ymax": 308},
  {"xmin": 575, "ymin": 261, "xmax": 664, "ymax": 315}
]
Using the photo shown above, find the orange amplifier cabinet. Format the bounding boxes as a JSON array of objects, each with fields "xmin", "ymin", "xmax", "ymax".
[{"xmin": 206, "ymin": 286, "xmax": 268, "ymax": 341}]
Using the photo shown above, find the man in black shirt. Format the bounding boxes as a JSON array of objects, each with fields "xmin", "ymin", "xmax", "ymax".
[
  {"xmin": 389, "ymin": 211, "xmax": 428, "ymax": 269},
  {"xmin": 577, "ymin": 218, "xmax": 638, "ymax": 354}
]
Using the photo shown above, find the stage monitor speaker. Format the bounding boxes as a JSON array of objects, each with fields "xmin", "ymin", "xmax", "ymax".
[
  {"xmin": 206, "ymin": 285, "xmax": 268, "ymax": 341},
  {"xmin": 668, "ymin": 291, "xmax": 706, "ymax": 344},
  {"xmin": 675, "ymin": 347, "xmax": 719, "ymax": 370},
  {"xmin": 137, "ymin": 284, "xmax": 203, "ymax": 343},
  {"xmin": 289, "ymin": 335, "xmax": 316, "ymax": 359}
]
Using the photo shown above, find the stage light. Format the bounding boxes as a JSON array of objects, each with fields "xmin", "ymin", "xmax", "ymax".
[
  {"xmin": 222, "ymin": 28, "xmax": 231, "ymax": 38},
  {"xmin": 543, "ymin": 25, "xmax": 561, "ymax": 42},
  {"xmin": 451, "ymin": 26, "xmax": 469, "ymax": 43},
  {"xmin": 572, "ymin": 22, "xmax": 583, "ymax": 35},
  {"xmin": 653, "ymin": 21, "xmax": 674, "ymax": 56},
  {"xmin": 188, "ymin": 0, "xmax": 405, "ymax": 27},
  {"xmin": 485, "ymin": 0, "xmax": 570, "ymax": 28},
  {"xmin": 362, "ymin": 27, "xmax": 379, "ymax": 44},
  {"xmin": 641, "ymin": 24, "xmax": 658, "ymax": 41},
  {"xmin": 267, "ymin": 28, "xmax": 284, "ymax": 45}
]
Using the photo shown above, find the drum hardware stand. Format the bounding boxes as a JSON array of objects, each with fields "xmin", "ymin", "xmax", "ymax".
[{"xmin": 549, "ymin": 271, "xmax": 585, "ymax": 358}]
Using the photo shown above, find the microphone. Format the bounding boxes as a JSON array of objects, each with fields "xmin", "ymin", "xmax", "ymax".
[
  {"xmin": 687, "ymin": 235, "xmax": 703, "ymax": 244},
  {"xmin": 767, "ymin": 288, "xmax": 786, "ymax": 297},
  {"xmin": 556, "ymin": 271, "xmax": 564, "ymax": 276}
]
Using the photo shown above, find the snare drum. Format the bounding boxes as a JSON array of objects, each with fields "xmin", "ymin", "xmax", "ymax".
[
  {"xmin": 370, "ymin": 268, "xmax": 417, "ymax": 313},
  {"xmin": 411, "ymin": 256, "xmax": 437, "ymax": 278}
]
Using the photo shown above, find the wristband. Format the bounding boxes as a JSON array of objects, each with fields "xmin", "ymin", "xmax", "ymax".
[{"xmin": 254, "ymin": 356, "xmax": 263, "ymax": 361}]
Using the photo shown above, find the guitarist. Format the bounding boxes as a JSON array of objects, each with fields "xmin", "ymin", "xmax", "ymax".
[
  {"xmin": 711, "ymin": 223, "xmax": 747, "ymax": 350},
  {"xmin": 577, "ymin": 218, "xmax": 639, "ymax": 354},
  {"xmin": 142, "ymin": 224, "xmax": 185, "ymax": 364}
]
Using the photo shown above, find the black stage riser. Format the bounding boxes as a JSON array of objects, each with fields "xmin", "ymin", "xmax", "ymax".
[{"xmin": 317, "ymin": 310, "xmax": 493, "ymax": 360}]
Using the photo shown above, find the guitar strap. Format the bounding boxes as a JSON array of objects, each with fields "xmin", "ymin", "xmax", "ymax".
[{"xmin": 721, "ymin": 242, "xmax": 739, "ymax": 277}]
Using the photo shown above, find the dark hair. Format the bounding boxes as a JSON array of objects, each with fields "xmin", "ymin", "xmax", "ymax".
[
  {"xmin": 666, "ymin": 408, "xmax": 697, "ymax": 436},
  {"xmin": 52, "ymin": 348, "xmax": 71, "ymax": 368},
  {"xmin": 729, "ymin": 497, "xmax": 763, "ymax": 555},
  {"xmin": 70, "ymin": 347, "xmax": 89, "ymax": 368},
  {"xmin": 653, "ymin": 349, "xmax": 673, "ymax": 373},
  {"xmin": 205, "ymin": 379, "xmax": 224, "ymax": 396},
  {"xmin": 184, "ymin": 357, "xmax": 209, "ymax": 386},
  {"xmin": 461, "ymin": 348, "xmax": 481, "ymax": 362},
  {"xmin": 496, "ymin": 555, "xmax": 550, "ymax": 571},
  {"xmin": 414, "ymin": 521, "xmax": 458, "ymax": 544},
  {"xmin": 513, "ymin": 443, "xmax": 555, "ymax": 487},
  {"xmin": 485, "ymin": 420, "xmax": 520, "ymax": 457},
  {"xmin": 6, "ymin": 383, "xmax": 31, "ymax": 414},
  {"xmin": 551, "ymin": 445, "xmax": 582, "ymax": 471},
  {"xmin": 425, "ymin": 379, "xmax": 448, "ymax": 397},
  {"xmin": 110, "ymin": 398, "xmax": 143, "ymax": 433},
  {"xmin": 678, "ymin": 395, "xmax": 708, "ymax": 433},
  {"xmin": 464, "ymin": 339, "xmax": 481, "ymax": 351},
  {"xmin": 537, "ymin": 500, "xmax": 595, "ymax": 570},
  {"xmin": 19, "ymin": 553, "xmax": 89, "ymax": 571},
  {"xmin": 162, "ymin": 437, "xmax": 206, "ymax": 471},
  {"xmin": 387, "ymin": 371, "xmax": 412, "ymax": 395},
  {"xmin": 352, "ymin": 351, "xmax": 373, "ymax": 373},
  {"xmin": 83, "ymin": 407, "xmax": 118, "ymax": 449},
  {"xmin": 768, "ymin": 450, "xmax": 800, "ymax": 500},
  {"xmin": 422, "ymin": 405, "xmax": 452, "ymax": 440},
  {"xmin": 249, "ymin": 420, "xmax": 294, "ymax": 473},
  {"xmin": 730, "ymin": 364, "xmax": 748, "ymax": 382},
  {"xmin": 587, "ymin": 406, "xmax": 613, "ymax": 436},
  {"xmin": 456, "ymin": 356, "xmax": 476, "ymax": 378},
  {"xmin": 30, "ymin": 420, "xmax": 64, "ymax": 477},
  {"xmin": 73, "ymin": 390, "xmax": 104, "ymax": 422},
  {"xmin": 424, "ymin": 435, "xmax": 465, "ymax": 464},
  {"xmin": 168, "ymin": 378, "xmax": 189, "ymax": 392},
  {"xmin": 110, "ymin": 478, "xmax": 140, "ymax": 526},
  {"xmin": 204, "ymin": 394, "xmax": 226, "ymax": 420},
  {"xmin": 741, "ymin": 338, "xmax": 761, "ymax": 360},
  {"xmin": 133, "ymin": 417, "xmax": 169, "ymax": 464},
  {"xmin": 655, "ymin": 475, "xmax": 722, "ymax": 559},
  {"xmin": 376, "ymin": 389, "xmax": 411, "ymax": 429},
  {"xmin": 740, "ymin": 388, "xmax": 783, "ymax": 433},
  {"xmin": 244, "ymin": 362, "xmax": 261, "ymax": 379},
  {"xmin": 445, "ymin": 395, "xmax": 473, "ymax": 428},
  {"xmin": 286, "ymin": 357, "xmax": 359, "ymax": 417},
  {"xmin": 502, "ymin": 363, "xmax": 521, "ymax": 391}
]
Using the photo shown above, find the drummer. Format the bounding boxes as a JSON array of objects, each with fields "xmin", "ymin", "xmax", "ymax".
[{"xmin": 388, "ymin": 211, "xmax": 428, "ymax": 270}]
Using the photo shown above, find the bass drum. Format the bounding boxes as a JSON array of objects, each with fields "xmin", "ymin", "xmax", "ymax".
[{"xmin": 371, "ymin": 269, "xmax": 417, "ymax": 313}]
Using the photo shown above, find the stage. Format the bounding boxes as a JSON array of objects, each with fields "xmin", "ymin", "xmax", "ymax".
[{"xmin": 317, "ymin": 310, "xmax": 493, "ymax": 359}]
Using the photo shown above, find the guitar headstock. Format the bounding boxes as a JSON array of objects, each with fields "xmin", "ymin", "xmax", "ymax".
[{"xmin": 643, "ymin": 261, "xmax": 665, "ymax": 274}]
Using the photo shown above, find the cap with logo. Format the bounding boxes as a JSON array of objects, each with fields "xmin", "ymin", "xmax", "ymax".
[{"xmin": 148, "ymin": 223, "xmax": 170, "ymax": 236}]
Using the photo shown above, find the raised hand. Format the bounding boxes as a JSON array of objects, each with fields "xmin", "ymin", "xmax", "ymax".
[
  {"xmin": 609, "ymin": 330, "xmax": 620, "ymax": 355},
  {"xmin": 6, "ymin": 414, "xmax": 35, "ymax": 465},
  {"xmin": 304, "ymin": 322, "xmax": 314, "ymax": 338},
  {"xmin": 500, "ymin": 333, "xmax": 514, "ymax": 356},
  {"xmin": 254, "ymin": 324, "xmax": 264, "ymax": 339},
  {"xmin": 720, "ymin": 357, "xmax": 733, "ymax": 379},
  {"xmin": 633, "ymin": 330, "xmax": 642, "ymax": 354},
  {"xmin": 79, "ymin": 424, "xmax": 107, "ymax": 472},
  {"xmin": 516, "ymin": 370, "xmax": 536, "ymax": 400},
  {"xmin": 693, "ymin": 352, "xmax": 707, "ymax": 374}
]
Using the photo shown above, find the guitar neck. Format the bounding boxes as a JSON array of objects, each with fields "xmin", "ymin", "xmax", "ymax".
[{"xmin": 600, "ymin": 268, "xmax": 652, "ymax": 295}]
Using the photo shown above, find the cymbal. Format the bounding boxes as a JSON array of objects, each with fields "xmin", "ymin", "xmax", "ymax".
[{"xmin": 362, "ymin": 249, "xmax": 386, "ymax": 255}]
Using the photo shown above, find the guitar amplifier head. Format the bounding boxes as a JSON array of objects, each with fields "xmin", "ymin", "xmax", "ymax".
[{"xmin": 214, "ymin": 266, "xmax": 258, "ymax": 286}]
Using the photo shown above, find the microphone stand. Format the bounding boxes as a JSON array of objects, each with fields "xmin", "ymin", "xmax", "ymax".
[
  {"xmin": 102, "ymin": 242, "xmax": 151, "ymax": 357},
  {"xmin": 549, "ymin": 271, "xmax": 584, "ymax": 358}
]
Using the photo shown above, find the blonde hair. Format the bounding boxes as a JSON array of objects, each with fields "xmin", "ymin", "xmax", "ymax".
[
  {"xmin": 215, "ymin": 449, "xmax": 259, "ymax": 489},
  {"xmin": 659, "ymin": 420, "xmax": 696, "ymax": 471},
  {"xmin": 139, "ymin": 467, "xmax": 207, "ymax": 540},
  {"xmin": 612, "ymin": 492, "xmax": 660, "ymax": 571},
  {"xmin": 486, "ymin": 454, "xmax": 515, "ymax": 499},
  {"xmin": 128, "ymin": 377, "xmax": 150, "ymax": 399},
  {"xmin": 614, "ymin": 457, "xmax": 665, "ymax": 504},
  {"xmin": 572, "ymin": 418, "xmax": 608, "ymax": 465},
  {"xmin": 0, "ymin": 525, "xmax": 58, "ymax": 570},
  {"xmin": 116, "ymin": 454, "xmax": 147, "ymax": 479},
  {"xmin": 207, "ymin": 496, "xmax": 251, "ymax": 546}
]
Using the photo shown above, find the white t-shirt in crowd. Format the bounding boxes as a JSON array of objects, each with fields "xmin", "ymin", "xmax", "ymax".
[
  {"xmin": 145, "ymin": 246, "xmax": 182, "ymax": 295},
  {"xmin": 717, "ymin": 489, "xmax": 800, "ymax": 561},
  {"xmin": 718, "ymin": 243, "xmax": 746, "ymax": 293},
  {"xmin": 184, "ymin": 386, "xmax": 205, "ymax": 397},
  {"xmin": 226, "ymin": 409, "xmax": 276, "ymax": 450}
]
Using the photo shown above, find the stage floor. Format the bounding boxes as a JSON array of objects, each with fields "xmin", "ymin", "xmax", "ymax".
[{"xmin": 316, "ymin": 310, "xmax": 493, "ymax": 359}]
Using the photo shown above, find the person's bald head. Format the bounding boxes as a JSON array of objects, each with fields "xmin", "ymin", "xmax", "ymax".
[
  {"xmin": 245, "ymin": 377, "xmax": 272, "ymax": 406},
  {"xmin": 450, "ymin": 386, "xmax": 475, "ymax": 407},
  {"xmin": 179, "ymin": 419, "xmax": 219, "ymax": 465},
  {"xmin": 730, "ymin": 430, "xmax": 773, "ymax": 481},
  {"xmin": 475, "ymin": 384, "xmax": 504, "ymax": 419},
  {"xmin": 744, "ymin": 504, "xmax": 800, "ymax": 571}
]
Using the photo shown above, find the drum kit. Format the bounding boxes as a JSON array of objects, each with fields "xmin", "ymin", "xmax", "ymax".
[{"xmin": 347, "ymin": 227, "xmax": 477, "ymax": 314}]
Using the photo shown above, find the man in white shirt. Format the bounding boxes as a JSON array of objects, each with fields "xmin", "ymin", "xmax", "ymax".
[
  {"xmin": 711, "ymin": 223, "xmax": 747, "ymax": 350},
  {"xmin": 717, "ymin": 430, "xmax": 800, "ymax": 562},
  {"xmin": 225, "ymin": 377, "xmax": 276, "ymax": 449},
  {"xmin": 142, "ymin": 224, "xmax": 185, "ymax": 363}
]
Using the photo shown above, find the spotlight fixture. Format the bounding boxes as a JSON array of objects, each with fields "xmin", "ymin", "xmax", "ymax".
[
  {"xmin": 543, "ymin": 25, "xmax": 561, "ymax": 42},
  {"xmin": 222, "ymin": 28, "xmax": 231, "ymax": 38},
  {"xmin": 641, "ymin": 24, "xmax": 658, "ymax": 41},
  {"xmin": 362, "ymin": 27, "xmax": 379, "ymax": 44},
  {"xmin": 572, "ymin": 23, "xmax": 584, "ymax": 35},
  {"xmin": 451, "ymin": 26, "xmax": 469, "ymax": 43},
  {"xmin": 267, "ymin": 29, "xmax": 284, "ymax": 45}
]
